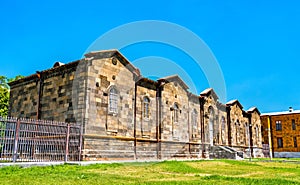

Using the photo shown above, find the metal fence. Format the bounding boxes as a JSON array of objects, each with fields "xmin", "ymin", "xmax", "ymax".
[
  {"xmin": 0, "ymin": 117, "xmax": 82, "ymax": 162},
  {"xmin": 262, "ymin": 144, "xmax": 270, "ymax": 158}
]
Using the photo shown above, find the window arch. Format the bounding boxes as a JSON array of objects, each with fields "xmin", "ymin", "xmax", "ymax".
[
  {"xmin": 208, "ymin": 106, "xmax": 214, "ymax": 146},
  {"xmin": 173, "ymin": 103, "xmax": 179, "ymax": 123},
  {"xmin": 236, "ymin": 120, "xmax": 240, "ymax": 144},
  {"xmin": 244, "ymin": 123, "xmax": 247, "ymax": 145},
  {"xmin": 221, "ymin": 116, "xmax": 226, "ymax": 144},
  {"xmin": 255, "ymin": 125, "xmax": 259, "ymax": 144},
  {"xmin": 192, "ymin": 109, "xmax": 198, "ymax": 129},
  {"xmin": 191, "ymin": 109, "xmax": 198, "ymax": 137},
  {"xmin": 143, "ymin": 96, "xmax": 150, "ymax": 119},
  {"xmin": 108, "ymin": 86, "xmax": 118, "ymax": 114}
]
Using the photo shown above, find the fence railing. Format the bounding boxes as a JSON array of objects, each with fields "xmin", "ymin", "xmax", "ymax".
[
  {"xmin": 0, "ymin": 117, "xmax": 82, "ymax": 162},
  {"xmin": 262, "ymin": 144, "xmax": 270, "ymax": 158}
]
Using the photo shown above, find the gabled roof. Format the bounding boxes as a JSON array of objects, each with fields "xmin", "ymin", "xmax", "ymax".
[
  {"xmin": 226, "ymin": 99, "xmax": 243, "ymax": 109},
  {"xmin": 158, "ymin": 74, "xmax": 189, "ymax": 90},
  {"xmin": 247, "ymin": 107, "xmax": 261, "ymax": 115},
  {"xmin": 136, "ymin": 77, "xmax": 158, "ymax": 90},
  {"xmin": 200, "ymin": 88, "xmax": 219, "ymax": 100},
  {"xmin": 84, "ymin": 49, "xmax": 141, "ymax": 78}
]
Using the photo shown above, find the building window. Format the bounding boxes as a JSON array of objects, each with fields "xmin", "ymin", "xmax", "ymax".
[
  {"xmin": 277, "ymin": 137, "xmax": 283, "ymax": 148},
  {"xmin": 256, "ymin": 125, "xmax": 259, "ymax": 138},
  {"xmin": 276, "ymin": 121, "xmax": 282, "ymax": 131},
  {"xmin": 292, "ymin": 119, "xmax": 296, "ymax": 130},
  {"xmin": 108, "ymin": 86, "xmax": 118, "ymax": 114},
  {"xmin": 143, "ymin": 97, "xmax": 150, "ymax": 119},
  {"xmin": 256, "ymin": 125, "xmax": 260, "ymax": 143},
  {"xmin": 235, "ymin": 120, "xmax": 240, "ymax": 144},
  {"xmin": 173, "ymin": 103, "xmax": 179, "ymax": 123},
  {"xmin": 221, "ymin": 117, "xmax": 226, "ymax": 144},
  {"xmin": 191, "ymin": 109, "xmax": 198, "ymax": 137},
  {"xmin": 294, "ymin": 137, "xmax": 298, "ymax": 148}
]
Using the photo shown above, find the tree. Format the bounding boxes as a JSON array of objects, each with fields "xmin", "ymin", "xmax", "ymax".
[
  {"xmin": 0, "ymin": 76, "xmax": 9, "ymax": 117},
  {"xmin": 0, "ymin": 75, "xmax": 24, "ymax": 117}
]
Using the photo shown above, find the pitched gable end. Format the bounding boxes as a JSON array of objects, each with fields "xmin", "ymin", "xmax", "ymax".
[{"xmin": 158, "ymin": 75, "xmax": 189, "ymax": 90}]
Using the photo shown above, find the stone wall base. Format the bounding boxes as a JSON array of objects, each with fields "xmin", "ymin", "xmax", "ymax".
[
  {"xmin": 82, "ymin": 136, "xmax": 205, "ymax": 161},
  {"xmin": 274, "ymin": 152, "xmax": 300, "ymax": 158}
]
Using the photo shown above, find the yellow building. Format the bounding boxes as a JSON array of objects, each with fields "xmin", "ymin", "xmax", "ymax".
[{"xmin": 261, "ymin": 107, "xmax": 300, "ymax": 158}]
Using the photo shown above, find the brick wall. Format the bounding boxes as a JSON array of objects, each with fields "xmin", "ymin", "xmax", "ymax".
[{"xmin": 262, "ymin": 113, "xmax": 300, "ymax": 153}]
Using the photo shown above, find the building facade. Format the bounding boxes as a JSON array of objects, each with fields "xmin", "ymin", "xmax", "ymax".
[
  {"xmin": 261, "ymin": 108, "xmax": 300, "ymax": 158},
  {"xmin": 8, "ymin": 50, "xmax": 264, "ymax": 160}
]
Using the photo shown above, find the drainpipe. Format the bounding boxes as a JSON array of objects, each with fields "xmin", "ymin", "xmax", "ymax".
[
  {"xmin": 267, "ymin": 116, "xmax": 273, "ymax": 160},
  {"xmin": 156, "ymin": 81, "xmax": 164, "ymax": 160},
  {"xmin": 199, "ymin": 96, "xmax": 205, "ymax": 157},
  {"xmin": 226, "ymin": 106, "xmax": 231, "ymax": 146},
  {"xmin": 248, "ymin": 122, "xmax": 252, "ymax": 161},
  {"xmin": 156, "ymin": 83, "xmax": 160, "ymax": 159},
  {"xmin": 33, "ymin": 71, "xmax": 43, "ymax": 159},
  {"xmin": 133, "ymin": 82, "xmax": 137, "ymax": 160},
  {"xmin": 36, "ymin": 71, "xmax": 43, "ymax": 120},
  {"xmin": 187, "ymin": 95, "xmax": 190, "ymax": 158},
  {"xmin": 248, "ymin": 114, "xmax": 253, "ymax": 158}
]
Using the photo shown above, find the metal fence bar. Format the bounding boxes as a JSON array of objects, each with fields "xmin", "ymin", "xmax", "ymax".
[
  {"xmin": 0, "ymin": 117, "xmax": 82, "ymax": 163},
  {"xmin": 13, "ymin": 119, "xmax": 20, "ymax": 162},
  {"xmin": 65, "ymin": 124, "xmax": 70, "ymax": 162},
  {"xmin": 78, "ymin": 124, "xmax": 83, "ymax": 161}
]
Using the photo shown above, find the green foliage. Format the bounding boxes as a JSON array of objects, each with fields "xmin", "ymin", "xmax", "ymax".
[
  {"xmin": 0, "ymin": 89, "xmax": 9, "ymax": 117},
  {"xmin": 0, "ymin": 75, "xmax": 24, "ymax": 117}
]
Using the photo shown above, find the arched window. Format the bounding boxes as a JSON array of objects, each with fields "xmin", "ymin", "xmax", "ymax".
[
  {"xmin": 236, "ymin": 120, "xmax": 240, "ymax": 144},
  {"xmin": 173, "ymin": 103, "xmax": 179, "ymax": 123},
  {"xmin": 108, "ymin": 86, "xmax": 118, "ymax": 114},
  {"xmin": 143, "ymin": 97, "xmax": 150, "ymax": 119},
  {"xmin": 208, "ymin": 107, "xmax": 214, "ymax": 146},
  {"xmin": 192, "ymin": 109, "xmax": 197, "ymax": 129},
  {"xmin": 191, "ymin": 109, "xmax": 198, "ymax": 137},
  {"xmin": 221, "ymin": 116, "xmax": 226, "ymax": 144},
  {"xmin": 256, "ymin": 125, "xmax": 259, "ymax": 143},
  {"xmin": 244, "ymin": 123, "xmax": 248, "ymax": 145}
]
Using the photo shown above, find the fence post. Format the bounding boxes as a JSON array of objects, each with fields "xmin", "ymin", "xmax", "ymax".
[
  {"xmin": 13, "ymin": 119, "xmax": 20, "ymax": 163},
  {"xmin": 65, "ymin": 124, "xmax": 70, "ymax": 162},
  {"xmin": 78, "ymin": 124, "xmax": 83, "ymax": 161}
]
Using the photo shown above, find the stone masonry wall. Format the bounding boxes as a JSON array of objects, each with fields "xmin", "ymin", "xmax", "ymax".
[
  {"xmin": 9, "ymin": 50, "xmax": 264, "ymax": 161},
  {"xmin": 160, "ymin": 81, "xmax": 189, "ymax": 142},
  {"xmin": 228, "ymin": 103, "xmax": 245, "ymax": 148},
  {"xmin": 82, "ymin": 53, "xmax": 137, "ymax": 159},
  {"xmin": 9, "ymin": 60, "xmax": 85, "ymax": 123},
  {"xmin": 136, "ymin": 85, "xmax": 157, "ymax": 139},
  {"xmin": 9, "ymin": 76, "xmax": 39, "ymax": 118},
  {"xmin": 188, "ymin": 94, "xmax": 201, "ymax": 143}
]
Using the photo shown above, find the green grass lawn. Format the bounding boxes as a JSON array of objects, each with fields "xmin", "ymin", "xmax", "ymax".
[{"xmin": 0, "ymin": 159, "xmax": 300, "ymax": 185}]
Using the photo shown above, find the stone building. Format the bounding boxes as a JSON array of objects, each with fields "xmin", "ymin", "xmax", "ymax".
[
  {"xmin": 261, "ymin": 108, "xmax": 300, "ymax": 158},
  {"xmin": 8, "ymin": 49, "xmax": 264, "ymax": 160}
]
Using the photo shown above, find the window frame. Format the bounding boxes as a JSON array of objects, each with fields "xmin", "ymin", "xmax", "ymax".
[
  {"xmin": 221, "ymin": 116, "xmax": 226, "ymax": 144},
  {"xmin": 292, "ymin": 119, "xmax": 296, "ymax": 130},
  {"xmin": 191, "ymin": 109, "xmax": 198, "ymax": 137},
  {"xmin": 143, "ymin": 96, "xmax": 150, "ymax": 120},
  {"xmin": 294, "ymin": 137, "xmax": 298, "ymax": 148},
  {"xmin": 275, "ymin": 120, "xmax": 282, "ymax": 131},
  {"xmin": 173, "ymin": 103, "xmax": 179, "ymax": 123},
  {"xmin": 277, "ymin": 137, "xmax": 283, "ymax": 148},
  {"xmin": 108, "ymin": 86, "xmax": 118, "ymax": 114}
]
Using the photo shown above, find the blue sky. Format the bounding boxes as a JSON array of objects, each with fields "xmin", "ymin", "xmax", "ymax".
[{"xmin": 1, "ymin": 0, "xmax": 300, "ymax": 113}]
